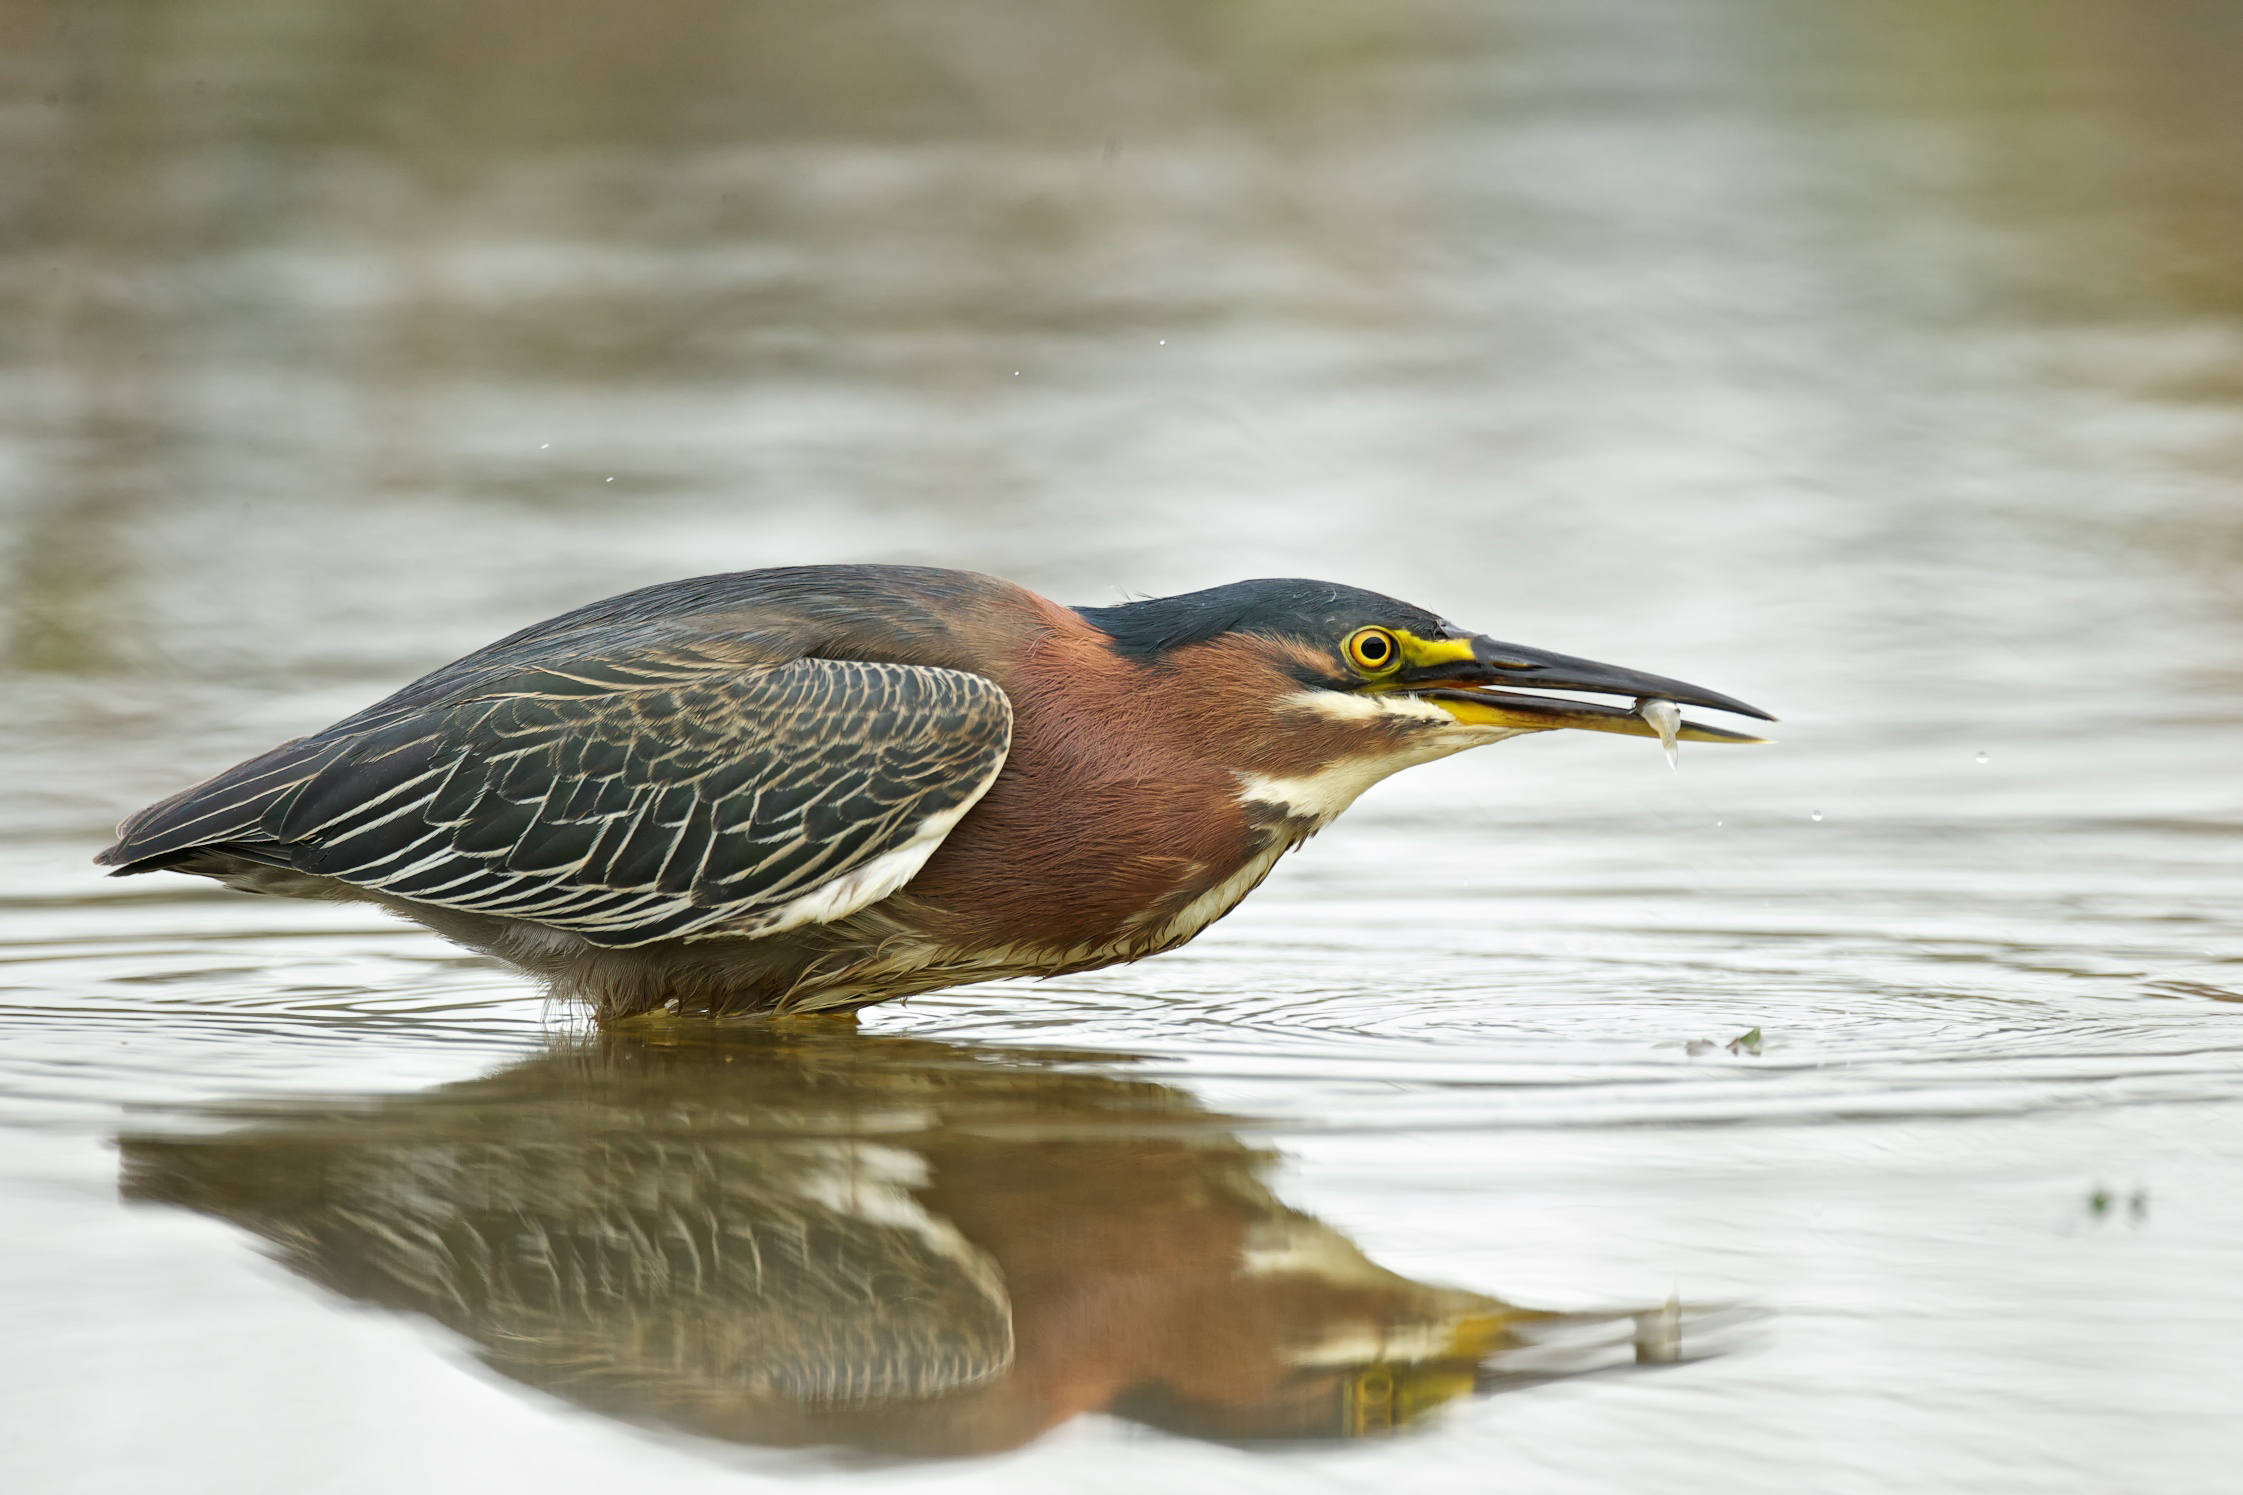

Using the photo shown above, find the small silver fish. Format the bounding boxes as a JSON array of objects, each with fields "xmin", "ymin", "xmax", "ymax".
[{"xmin": 1638, "ymin": 697, "xmax": 1682, "ymax": 769}]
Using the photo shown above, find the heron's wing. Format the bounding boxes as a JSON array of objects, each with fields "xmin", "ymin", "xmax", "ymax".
[{"xmin": 101, "ymin": 647, "xmax": 1012, "ymax": 947}]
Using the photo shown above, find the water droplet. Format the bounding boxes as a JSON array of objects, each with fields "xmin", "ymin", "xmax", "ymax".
[
  {"xmin": 1975, "ymin": 752, "xmax": 1989, "ymax": 764},
  {"xmin": 1810, "ymin": 810, "xmax": 1823, "ymax": 822},
  {"xmin": 539, "ymin": 442, "xmax": 550, "ymax": 449},
  {"xmin": 604, "ymin": 477, "xmax": 614, "ymax": 483},
  {"xmin": 1158, "ymin": 339, "xmax": 1166, "ymax": 345},
  {"xmin": 1013, "ymin": 370, "xmax": 1020, "ymax": 376}
]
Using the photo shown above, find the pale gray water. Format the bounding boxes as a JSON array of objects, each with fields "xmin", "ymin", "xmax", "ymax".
[{"xmin": 5, "ymin": 2, "xmax": 2243, "ymax": 1490}]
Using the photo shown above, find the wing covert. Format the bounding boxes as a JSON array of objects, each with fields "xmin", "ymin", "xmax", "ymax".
[{"xmin": 111, "ymin": 654, "xmax": 1013, "ymax": 948}]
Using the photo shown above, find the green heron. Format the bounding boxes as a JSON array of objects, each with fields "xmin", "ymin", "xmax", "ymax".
[{"xmin": 99, "ymin": 565, "xmax": 1769, "ymax": 1019}]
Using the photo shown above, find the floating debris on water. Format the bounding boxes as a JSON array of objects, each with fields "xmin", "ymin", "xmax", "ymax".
[
  {"xmin": 1637, "ymin": 697, "xmax": 1682, "ymax": 769},
  {"xmin": 2086, "ymin": 1185, "xmax": 2152, "ymax": 1224},
  {"xmin": 1727, "ymin": 1027, "xmax": 1763, "ymax": 1057}
]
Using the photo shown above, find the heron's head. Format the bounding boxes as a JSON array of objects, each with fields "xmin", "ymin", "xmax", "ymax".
[{"xmin": 1077, "ymin": 579, "xmax": 1772, "ymax": 824}]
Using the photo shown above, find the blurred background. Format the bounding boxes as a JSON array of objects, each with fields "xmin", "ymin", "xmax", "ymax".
[
  {"xmin": 7, "ymin": 0, "xmax": 2241, "ymax": 705},
  {"xmin": 3, "ymin": 2, "xmax": 2242, "ymax": 1492}
]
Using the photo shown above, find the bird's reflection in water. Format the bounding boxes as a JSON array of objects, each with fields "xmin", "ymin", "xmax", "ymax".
[{"xmin": 121, "ymin": 1024, "xmax": 1713, "ymax": 1456}]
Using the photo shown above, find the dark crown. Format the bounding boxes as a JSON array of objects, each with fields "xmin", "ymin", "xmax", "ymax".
[{"xmin": 1075, "ymin": 579, "xmax": 1448, "ymax": 665}]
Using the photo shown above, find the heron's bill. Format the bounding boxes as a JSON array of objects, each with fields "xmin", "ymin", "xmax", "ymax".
[{"xmin": 1420, "ymin": 688, "xmax": 1770, "ymax": 743}]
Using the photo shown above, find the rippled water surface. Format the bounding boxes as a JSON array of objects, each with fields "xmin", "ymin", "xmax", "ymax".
[{"xmin": 6, "ymin": 2, "xmax": 2243, "ymax": 1490}]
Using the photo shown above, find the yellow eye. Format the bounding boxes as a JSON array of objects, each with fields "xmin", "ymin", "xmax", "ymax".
[{"xmin": 1345, "ymin": 627, "xmax": 1401, "ymax": 674}]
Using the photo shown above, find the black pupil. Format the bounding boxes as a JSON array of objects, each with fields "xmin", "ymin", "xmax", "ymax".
[{"xmin": 1360, "ymin": 634, "xmax": 1389, "ymax": 662}]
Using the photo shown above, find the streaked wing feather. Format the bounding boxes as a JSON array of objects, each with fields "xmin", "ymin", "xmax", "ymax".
[{"xmin": 105, "ymin": 653, "xmax": 1012, "ymax": 947}]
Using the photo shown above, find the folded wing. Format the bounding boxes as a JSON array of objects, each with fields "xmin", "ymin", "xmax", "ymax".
[{"xmin": 99, "ymin": 646, "xmax": 1013, "ymax": 947}]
